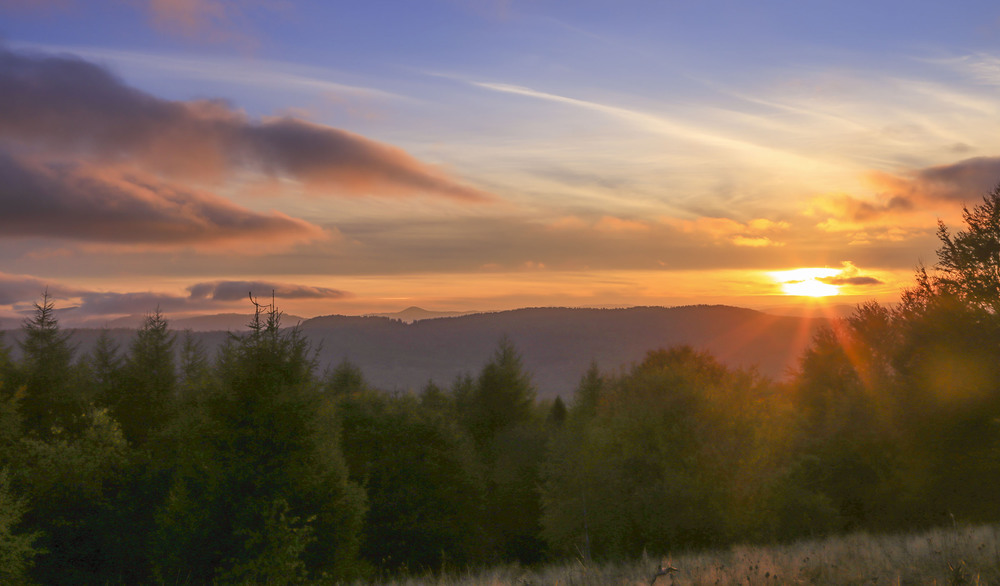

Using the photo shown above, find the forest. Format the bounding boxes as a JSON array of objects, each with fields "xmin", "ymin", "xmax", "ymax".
[{"xmin": 3, "ymin": 189, "xmax": 1000, "ymax": 585}]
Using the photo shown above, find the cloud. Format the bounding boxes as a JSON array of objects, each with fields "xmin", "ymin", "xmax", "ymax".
[
  {"xmin": 593, "ymin": 216, "xmax": 650, "ymax": 233},
  {"xmin": 0, "ymin": 272, "xmax": 89, "ymax": 305},
  {"xmin": 664, "ymin": 216, "xmax": 788, "ymax": 247},
  {"xmin": 146, "ymin": 0, "xmax": 234, "ymax": 39},
  {"xmin": 818, "ymin": 275, "xmax": 883, "ymax": 286},
  {"xmin": 731, "ymin": 235, "xmax": 779, "ymax": 248},
  {"xmin": 817, "ymin": 262, "xmax": 884, "ymax": 287},
  {"xmin": 0, "ymin": 149, "xmax": 324, "ymax": 246},
  {"xmin": 1, "ymin": 1, "xmax": 270, "ymax": 46},
  {"xmin": 72, "ymin": 280, "xmax": 351, "ymax": 316},
  {"xmin": 75, "ymin": 291, "xmax": 194, "ymax": 315},
  {"xmin": 0, "ymin": 47, "xmax": 489, "ymax": 201},
  {"xmin": 188, "ymin": 280, "xmax": 350, "ymax": 301},
  {"xmin": 869, "ymin": 157, "xmax": 1000, "ymax": 204},
  {"xmin": 812, "ymin": 192, "xmax": 914, "ymax": 223},
  {"xmin": 0, "ymin": 273, "xmax": 353, "ymax": 321}
]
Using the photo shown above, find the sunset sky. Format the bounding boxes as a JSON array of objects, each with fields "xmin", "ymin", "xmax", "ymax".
[{"xmin": 3, "ymin": 0, "xmax": 1000, "ymax": 324}]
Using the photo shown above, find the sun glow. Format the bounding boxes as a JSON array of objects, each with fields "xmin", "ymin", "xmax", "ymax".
[{"xmin": 770, "ymin": 267, "xmax": 841, "ymax": 297}]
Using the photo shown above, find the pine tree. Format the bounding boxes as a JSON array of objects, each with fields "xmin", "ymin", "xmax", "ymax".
[
  {"xmin": 15, "ymin": 291, "xmax": 81, "ymax": 435},
  {"xmin": 116, "ymin": 309, "xmax": 176, "ymax": 445}
]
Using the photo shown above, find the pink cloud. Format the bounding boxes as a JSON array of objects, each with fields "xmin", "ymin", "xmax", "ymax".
[
  {"xmin": 0, "ymin": 47, "xmax": 490, "ymax": 201},
  {"xmin": 0, "ymin": 150, "xmax": 325, "ymax": 247}
]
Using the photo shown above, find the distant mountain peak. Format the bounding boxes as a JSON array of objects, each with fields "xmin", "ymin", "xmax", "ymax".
[{"xmin": 370, "ymin": 306, "xmax": 478, "ymax": 323}]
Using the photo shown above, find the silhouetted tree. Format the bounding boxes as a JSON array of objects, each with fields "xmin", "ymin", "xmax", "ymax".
[
  {"xmin": 934, "ymin": 185, "xmax": 1000, "ymax": 313},
  {"xmin": 14, "ymin": 291, "xmax": 83, "ymax": 435},
  {"xmin": 116, "ymin": 309, "xmax": 176, "ymax": 446}
]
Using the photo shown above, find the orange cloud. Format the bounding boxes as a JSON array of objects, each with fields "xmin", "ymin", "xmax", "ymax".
[
  {"xmin": 868, "ymin": 157, "xmax": 1000, "ymax": 204},
  {"xmin": 594, "ymin": 216, "xmax": 650, "ymax": 233},
  {"xmin": 664, "ymin": 216, "xmax": 788, "ymax": 247}
]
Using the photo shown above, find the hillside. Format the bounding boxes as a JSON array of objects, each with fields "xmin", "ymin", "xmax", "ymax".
[{"xmin": 2, "ymin": 305, "xmax": 827, "ymax": 398}]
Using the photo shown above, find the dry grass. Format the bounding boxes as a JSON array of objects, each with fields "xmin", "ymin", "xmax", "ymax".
[{"xmin": 357, "ymin": 524, "xmax": 1000, "ymax": 585}]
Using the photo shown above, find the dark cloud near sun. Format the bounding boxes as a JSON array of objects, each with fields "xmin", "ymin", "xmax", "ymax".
[
  {"xmin": 817, "ymin": 275, "xmax": 883, "ymax": 286},
  {"xmin": 0, "ymin": 47, "xmax": 488, "ymax": 200},
  {"xmin": 869, "ymin": 156, "xmax": 1000, "ymax": 208},
  {"xmin": 188, "ymin": 280, "xmax": 350, "ymax": 301},
  {"xmin": 0, "ymin": 150, "xmax": 323, "ymax": 246}
]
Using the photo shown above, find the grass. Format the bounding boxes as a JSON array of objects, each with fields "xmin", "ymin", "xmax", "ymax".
[{"xmin": 355, "ymin": 524, "xmax": 1000, "ymax": 585}]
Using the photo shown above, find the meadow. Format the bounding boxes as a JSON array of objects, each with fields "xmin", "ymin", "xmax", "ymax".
[{"xmin": 367, "ymin": 524, "xmax": 1000, "ymax": 586}]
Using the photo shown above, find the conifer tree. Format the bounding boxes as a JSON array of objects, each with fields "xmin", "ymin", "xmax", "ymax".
[
  {"xmin": 117, "ymin": 309, "xmax": 176, "ymax": 445},
  {"xmin": 15, "ymin": 291, "xmax": 81, "ymax": 435}
]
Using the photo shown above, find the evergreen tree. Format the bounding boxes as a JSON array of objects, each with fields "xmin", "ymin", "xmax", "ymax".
[
  {"xmin": 177, "ymin": 330, "xmax": 210, "ymax": 399},
  {"xmin": 15, "ymin": 291, "xmax": 82, "ymax": 435},
  {"xmin": 152, "ymin": 297, "xmax": 366, "ymax": 582},
  {"xmin": 465, "ymin": 336, "xmax": 536, "ymax": 451},
  {"xmin": 117, "ymin": 309, "xmax": 176, "ymax": 445},
  {"xmin": 85, "ymin": 329, "xmax": 124, "ymax": 409},
  {"xmin": 325, "ymin": 358, "xmax": 367, "ymax": 395}
]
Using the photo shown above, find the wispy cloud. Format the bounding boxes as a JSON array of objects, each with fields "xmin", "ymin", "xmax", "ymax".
[{"xmin": 14, "ymin": 42, "xmax": 402, "ymax": 101}]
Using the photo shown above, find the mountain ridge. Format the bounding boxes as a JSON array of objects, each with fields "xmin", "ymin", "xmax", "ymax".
[{"xmin": 3, "ymin": 305, "xmax": 829, "ymax": 397}]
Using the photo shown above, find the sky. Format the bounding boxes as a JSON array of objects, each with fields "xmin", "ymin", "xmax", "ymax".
[{"xmin": 3, "ymin": 0, "xmax": 1000, "ymax": 324}]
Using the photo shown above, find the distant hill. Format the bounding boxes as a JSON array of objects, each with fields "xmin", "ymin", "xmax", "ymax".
[
  {"xmin": 2, "ymin": 305, "xmax": 828, "ymax": 398},
  {"xmin": 368, "ymin": 306, "xmax": 477, "ymax": 322},
  {"xmin": 298, "ymin": 305, "xmax": 827, "ymax": 397}
]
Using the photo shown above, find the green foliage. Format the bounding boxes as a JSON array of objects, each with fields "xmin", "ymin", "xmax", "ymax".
[
  {"xmin": 543, "ymin": 347, "xmax": 783, "ymax": 558},
  {"xmin": 0, "ymin": 468, "xmax": 42, "ymax": 583},
  {"xmin": 152, "ymin": 298, "xmax": 366, "ymax": 582},
  {"xmin": 14, "ymin": 291, "xmax": 85, "ymax": 436},
  {"xmin": 451, "ymin": 337, "xmax": 549, "ymax": 564},
  {"xmin": 214, "ymin": 499, "xmax": 316, "ymax": 586},
  {"xmin": 178, "ymin": 329, "xmax": 210, "ymax": 397},
  {"xmin": 116, "ymin": 309, "xmax": 176, "ymax": 445},
  {"xmin": 84, "ymin": 329, "xmax": 124, "ymax": 409},
  {"xmin": 325, "ymin": 358, "xmax": 368, "ymax": 395},
  {"xmin": 337, "ymin": 389, "xmax": 485, "ymax": 572},
  {"xmin": 935, "ymin": 185, "xmax": 1000, "ymax": 313},
  {"xmin": 15, "ymin": 407, "xmax": 134, "ymax": 584},
  {"xmin": 8, "ymin": 186, "xmax": 1000, "ymax": 580},
  {"xmin": 464, "ymin": 336, "xmax": 536, "ymax": 452}
]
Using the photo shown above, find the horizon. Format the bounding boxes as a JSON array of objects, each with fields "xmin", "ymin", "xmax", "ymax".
[
  {"xmin": 2, "ymin": 1, "xmax": 996, "ymax": 322},
  {"xmin": 0, "ymin": 299, "xmax": 859, "ymax": 332}
]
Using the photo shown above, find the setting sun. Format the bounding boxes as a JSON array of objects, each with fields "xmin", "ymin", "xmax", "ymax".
[{"xmin": 770, "ymin": 268, "xmax": 841, "ymax": 297}]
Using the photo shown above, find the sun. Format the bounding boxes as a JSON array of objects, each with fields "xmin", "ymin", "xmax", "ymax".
[{"xmin": 770, "ymin": 267, "xmax": 841, "ymax": 297}]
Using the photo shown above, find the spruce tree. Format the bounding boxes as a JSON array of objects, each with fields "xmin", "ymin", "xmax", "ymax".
[{"xmin": 15, "ymin": 291, "xmax": 81, "ymax": 436}]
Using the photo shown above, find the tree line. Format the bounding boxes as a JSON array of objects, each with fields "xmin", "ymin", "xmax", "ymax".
[{"xmin": 4, "ymin": 189, "xmax": 1000, "ymax": 584}]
